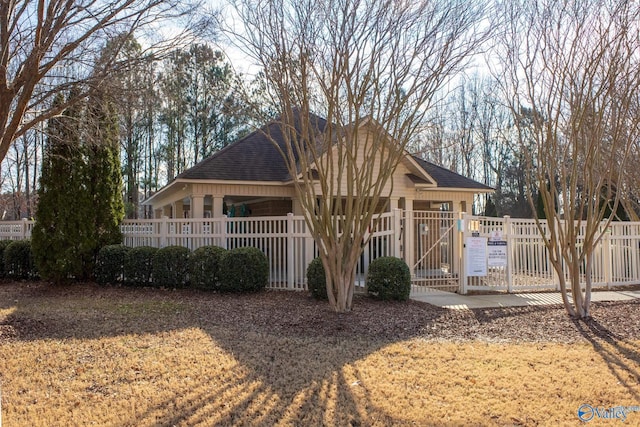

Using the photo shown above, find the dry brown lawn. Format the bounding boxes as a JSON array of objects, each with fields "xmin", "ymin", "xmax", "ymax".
[{"xmin": 1, "ymin": 281, "xmax": 639, "ymax": 426}]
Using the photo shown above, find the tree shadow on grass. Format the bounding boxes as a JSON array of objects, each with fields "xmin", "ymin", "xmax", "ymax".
[
  {"xmin": 573, "ymin": 317, "xmax": 640, "ymax": 401},
  {"xmin": 123, "ymin": 342, "xmax": 380, "ymax": 426},
  {"xmin": 0, "ymin": 282, "xmax": 447, "ymax": 425},
  {"xmin": 3, "ymin": 282, "xmax": 640, "ymax": 425}
]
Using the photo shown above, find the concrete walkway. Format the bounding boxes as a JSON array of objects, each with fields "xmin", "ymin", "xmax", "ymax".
[{"xmin": 410, "ymin": 289, "xmax": 640, "ymax": 310}]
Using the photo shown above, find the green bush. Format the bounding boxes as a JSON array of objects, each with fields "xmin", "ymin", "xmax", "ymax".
[
  {"xmin": 189, "ymin": 245, "xmax": 226, "ymax": 290},
  {"xmin": 95, "ymin": 245, "xmax": 130, "ymax": 285},
  {"xmin": 152, "ymin": 245, "xmax": 190, "ymax": 288},
  {"xmin": 307, "ymin": 257, "xmax": 328, "ymax": 300},
  {"xmin": 5, "ymin": 240, "xmax": 36, "ymax": 280},
  {"xmin": 124, "ymin": 246, "xmax": 157, "ymax": 287},
  {"xmin": 0, "ymin": 240, "xmax": 14, "ymax": 277},
  {"xmin": 366, "ymin": 256, "xmax": 411, "ymax": 301},
  {"xmin": 219, "ymin": 247, "xmax": 269, "ymax": 292}
]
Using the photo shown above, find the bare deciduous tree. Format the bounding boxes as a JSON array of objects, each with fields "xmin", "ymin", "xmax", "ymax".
[
  {"xmin": 0, "ymin": 0, "xmax": 204, "ymax": 165},
  {"xmin": 232, "ymin": 0, "xmax": 490, "ymax": 312},
  {"xmin": 497, "ymin": 0, "xmax": 640, "ymax": 318}
]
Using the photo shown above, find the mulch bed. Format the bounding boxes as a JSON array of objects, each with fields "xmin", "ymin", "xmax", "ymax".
[{"xmin": 1, "ymin": 280, "xmax": 639, "ymax": 344}]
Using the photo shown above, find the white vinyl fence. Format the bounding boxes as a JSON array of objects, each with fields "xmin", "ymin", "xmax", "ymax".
[
  {"xmin": 121, "ymin": 212, "xmax": 399, "ymax": 291},
  {"xmin": 0, "ymin": 219, "xmax": 33, "ymax": 241},
  {"xmin": 460, "ymin": 214, "xmax": 640, "ymax": 293},
  {"xmin": 5, "ymin": 212, "xmax": 640, "ymax": 293},
  {"xmin": 122, "ymin": 214, "xmax": 313, "ymax": 290}
]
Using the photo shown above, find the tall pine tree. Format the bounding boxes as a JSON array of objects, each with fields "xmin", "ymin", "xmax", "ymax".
[
  {"xmin": 32, "ymin": 89, "xmax": 125, "ymax": 282},
  {"xmin": 32, "ymin": 93, "xmax": 92, "ymax": 282},
  {"xmin": 85, "ymin": 89, "xmax": 125, "ymax": 259}
]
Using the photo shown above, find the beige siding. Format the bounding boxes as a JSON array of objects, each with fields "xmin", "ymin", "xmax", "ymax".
[
  {"xmin": 148, "ymin": 125, "xmax": 485, "ymax": 217},
  {"xmin": 191, "ymin": 182, "xmax": 296, "ymax": 198},
  {"xmin": 310, "ymin": 129, "xmax": 432, "ymax": 198}
]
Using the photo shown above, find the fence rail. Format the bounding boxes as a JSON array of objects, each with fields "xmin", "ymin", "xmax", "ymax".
[
  {"xmin": 4, "ymin": 212, "xmax": 640, "ymax": 294},
  {"xmin": 460, "ymin": 215, "xmax": 640, "ymax": 293},
  {"xmin": 121, "ymin": 213, "xmax": 400, "ymax": 291}
]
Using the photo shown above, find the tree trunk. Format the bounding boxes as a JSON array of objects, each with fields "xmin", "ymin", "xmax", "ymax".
[
  {"xmin": 571, "ymin": 272, "xmax": 586, "ymax": 319},
  {"xmin": 582, "ymin": 252, "xmax": 594, "ymax": 318},
  {"xmin": 321, "ymin": 242, "xmax": 360, "ymax": 313}
]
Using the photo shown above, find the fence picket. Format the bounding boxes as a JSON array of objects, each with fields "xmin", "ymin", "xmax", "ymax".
[{"xmin": 3, "ymin": 212, "xmax": 640, "ymax": 293}]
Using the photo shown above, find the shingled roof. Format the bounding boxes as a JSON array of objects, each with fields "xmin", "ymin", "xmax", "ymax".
[
  {"xmin": 174, "ymin": 114, "xmax": 491, "ymax": 191},
  {"xmin": 411, "ymin": 156, "xmax": 492, "ymax": 190}
]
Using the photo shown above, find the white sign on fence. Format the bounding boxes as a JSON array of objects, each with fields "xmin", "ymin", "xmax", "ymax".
[
  {"xmin": 487, "ymin": 240, "xmax": 508, "ymax": 267},
  {"xmin": 465, "ymin": 236, "xmax": 488, "ymax": 277}
]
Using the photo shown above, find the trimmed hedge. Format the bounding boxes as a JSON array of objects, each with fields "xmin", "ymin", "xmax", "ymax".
[
  {"xmin": 219, "ymin": 247, "xmax": 269, "ymax": 292},
  {"xmin": 5, "ymin": 240, "xmax": 36, "ymax": 280},
  {"xmin": 189, "ymin": 245, "xmax": 226, "ymax": 290},
  {"xmin": 0, "ymin": 240, "xmax": 13, "ymax": 277},
  {"xmin": 152, "ymin": 245, "xmax": 190, "ymax": 288},
  {"xmin": 366, "ymin": 256, "xmax": 411, "ymax": 301},
  {"xmin": 124, "ymin": 246, "xmax": 157, "ymax": 287},
  {"xmin": 95, "ymin": 245, "xmax": 130, "ymax": 285},
  {"xmin": 306, "ymin": 257, "xmax": 328, "ymax": 300}
]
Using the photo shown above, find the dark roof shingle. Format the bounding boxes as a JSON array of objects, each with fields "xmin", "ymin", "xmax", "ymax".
[
  {"xmin": 176, "ymin": 113, "xmax": 491, "ymax": 191},
  {"xmin": 411, "ymin": 156, "xmax": 493, "ymax": 190},
  {"xmin": 177, "ymin": 113, "xmax": 327, "ymax": 182}
]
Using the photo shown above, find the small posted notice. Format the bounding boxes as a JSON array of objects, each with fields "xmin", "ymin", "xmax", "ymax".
[
  {"xmin": 487, "ymin": 240, "xmax": 508, "ymax": 267},
  {"xmin": 465, "ymin": 236, "xmax": 488, "ymax": 277}
]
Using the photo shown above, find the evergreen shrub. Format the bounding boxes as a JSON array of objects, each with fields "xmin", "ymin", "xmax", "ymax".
[
  {"xmin": 306, "ymin": 257, "xmax": 328, "ymax": 300},
  {"xmin": 189, "ymin": 245, "xmax": 226, "ymax": 290},
  {"xmin": 95, "ymin": 245, "xmax": 130, "ymax": 285},
  {"xmin": 124, "ymin": 246, "xmax": 157, "ymax": 287},
  {"xmin": 366, "ymin": 256, "xmax": 411, "ymax": 301},
  {"xmin": 0, "ymin": 240, "xmax": 14, "ymax": 277},
  {"xmin": 219, "ymin": 247, "xmax": 269, "ymax": 292},
  {"xmin": 152, "ymin": 245, "xmax": 190, "ymax": 288},
  {"xmin": 5, "ymin": 240, "xmax": 36, "ymax": 280}
]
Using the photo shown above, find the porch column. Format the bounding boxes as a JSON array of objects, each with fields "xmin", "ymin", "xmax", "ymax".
[
  {"xmin": 173, "ymin": 200, "xmax": 184, "ymax": 219},
  {"xmin": 292, "ymin": 198, "xmax": 305, "ymax": 215},
  {"xmin": 191, "ymin": 195, "xmax": 205, "ymax": 218},
  {"xmin": 405, "ymin": 198, "xmax": 415, "ymax": 277},
  {"xmin": 212, "ymin": 196, "xmax": 224, "ymax": 218},
  {"xmin": 389, "ymin": 197, "xmax": 399, "ymax": 212}
]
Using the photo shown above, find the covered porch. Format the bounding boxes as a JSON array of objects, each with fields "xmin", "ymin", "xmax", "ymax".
[{"xmin": 145, "ymin": 181, "xmax": 476, "ymax": 220}]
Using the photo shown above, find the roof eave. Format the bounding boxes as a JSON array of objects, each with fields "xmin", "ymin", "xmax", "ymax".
[
  {"xmin": 416, "ymin": 187, "xmax": 494, "ymax": 193},
  {"xmin": 403, "ymin": 156, "xmax": 438, "ymax": 185},
  {"xmin": 143, "ymin": 178, "xmax": 294, "ymax": 205}
]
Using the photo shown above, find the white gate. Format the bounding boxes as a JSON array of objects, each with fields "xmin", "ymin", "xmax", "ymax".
[{"xmin": 406, "ymin": 211, "xmax": 461, "ymax": 293}]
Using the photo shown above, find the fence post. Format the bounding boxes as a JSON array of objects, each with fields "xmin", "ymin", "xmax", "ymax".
[
  {"xmin": 220, "ymin": 215, "xmax": 228, "ymax": 249},
  {"xmin": 304, "ymin": 219, "xmax": 314, "ymax": 290},
  {"xmin": 504, "ymin": 215, "xmax": 513, "ymax": 293},
  {"xmin": 160, "ymin": 216, "xmax": 168, "ymax": 248},
  {"xmin": 459, "ymin": 212, "xmax": 468, "ymax": 294},
  {"xmin": 406, "ymin": 207, "xmax": 415, "ymax": 277},
  {"xmin": 452, "ymin": 211, "xmax": 464, "ymax": 290},
  {"xmin": 21, "ymin": 218, "xmax": 28, "ymax": 240},
  {"xmin": 602, "ymin": 222, "xmax": 612, "ymax": 288},
  {"xmin": 393, "ymin": 208, "xmax": 402, "ymax": 258},
  {"xmin": 287, "ymin": 213, "xmax": 295, "ymax": 289}
]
